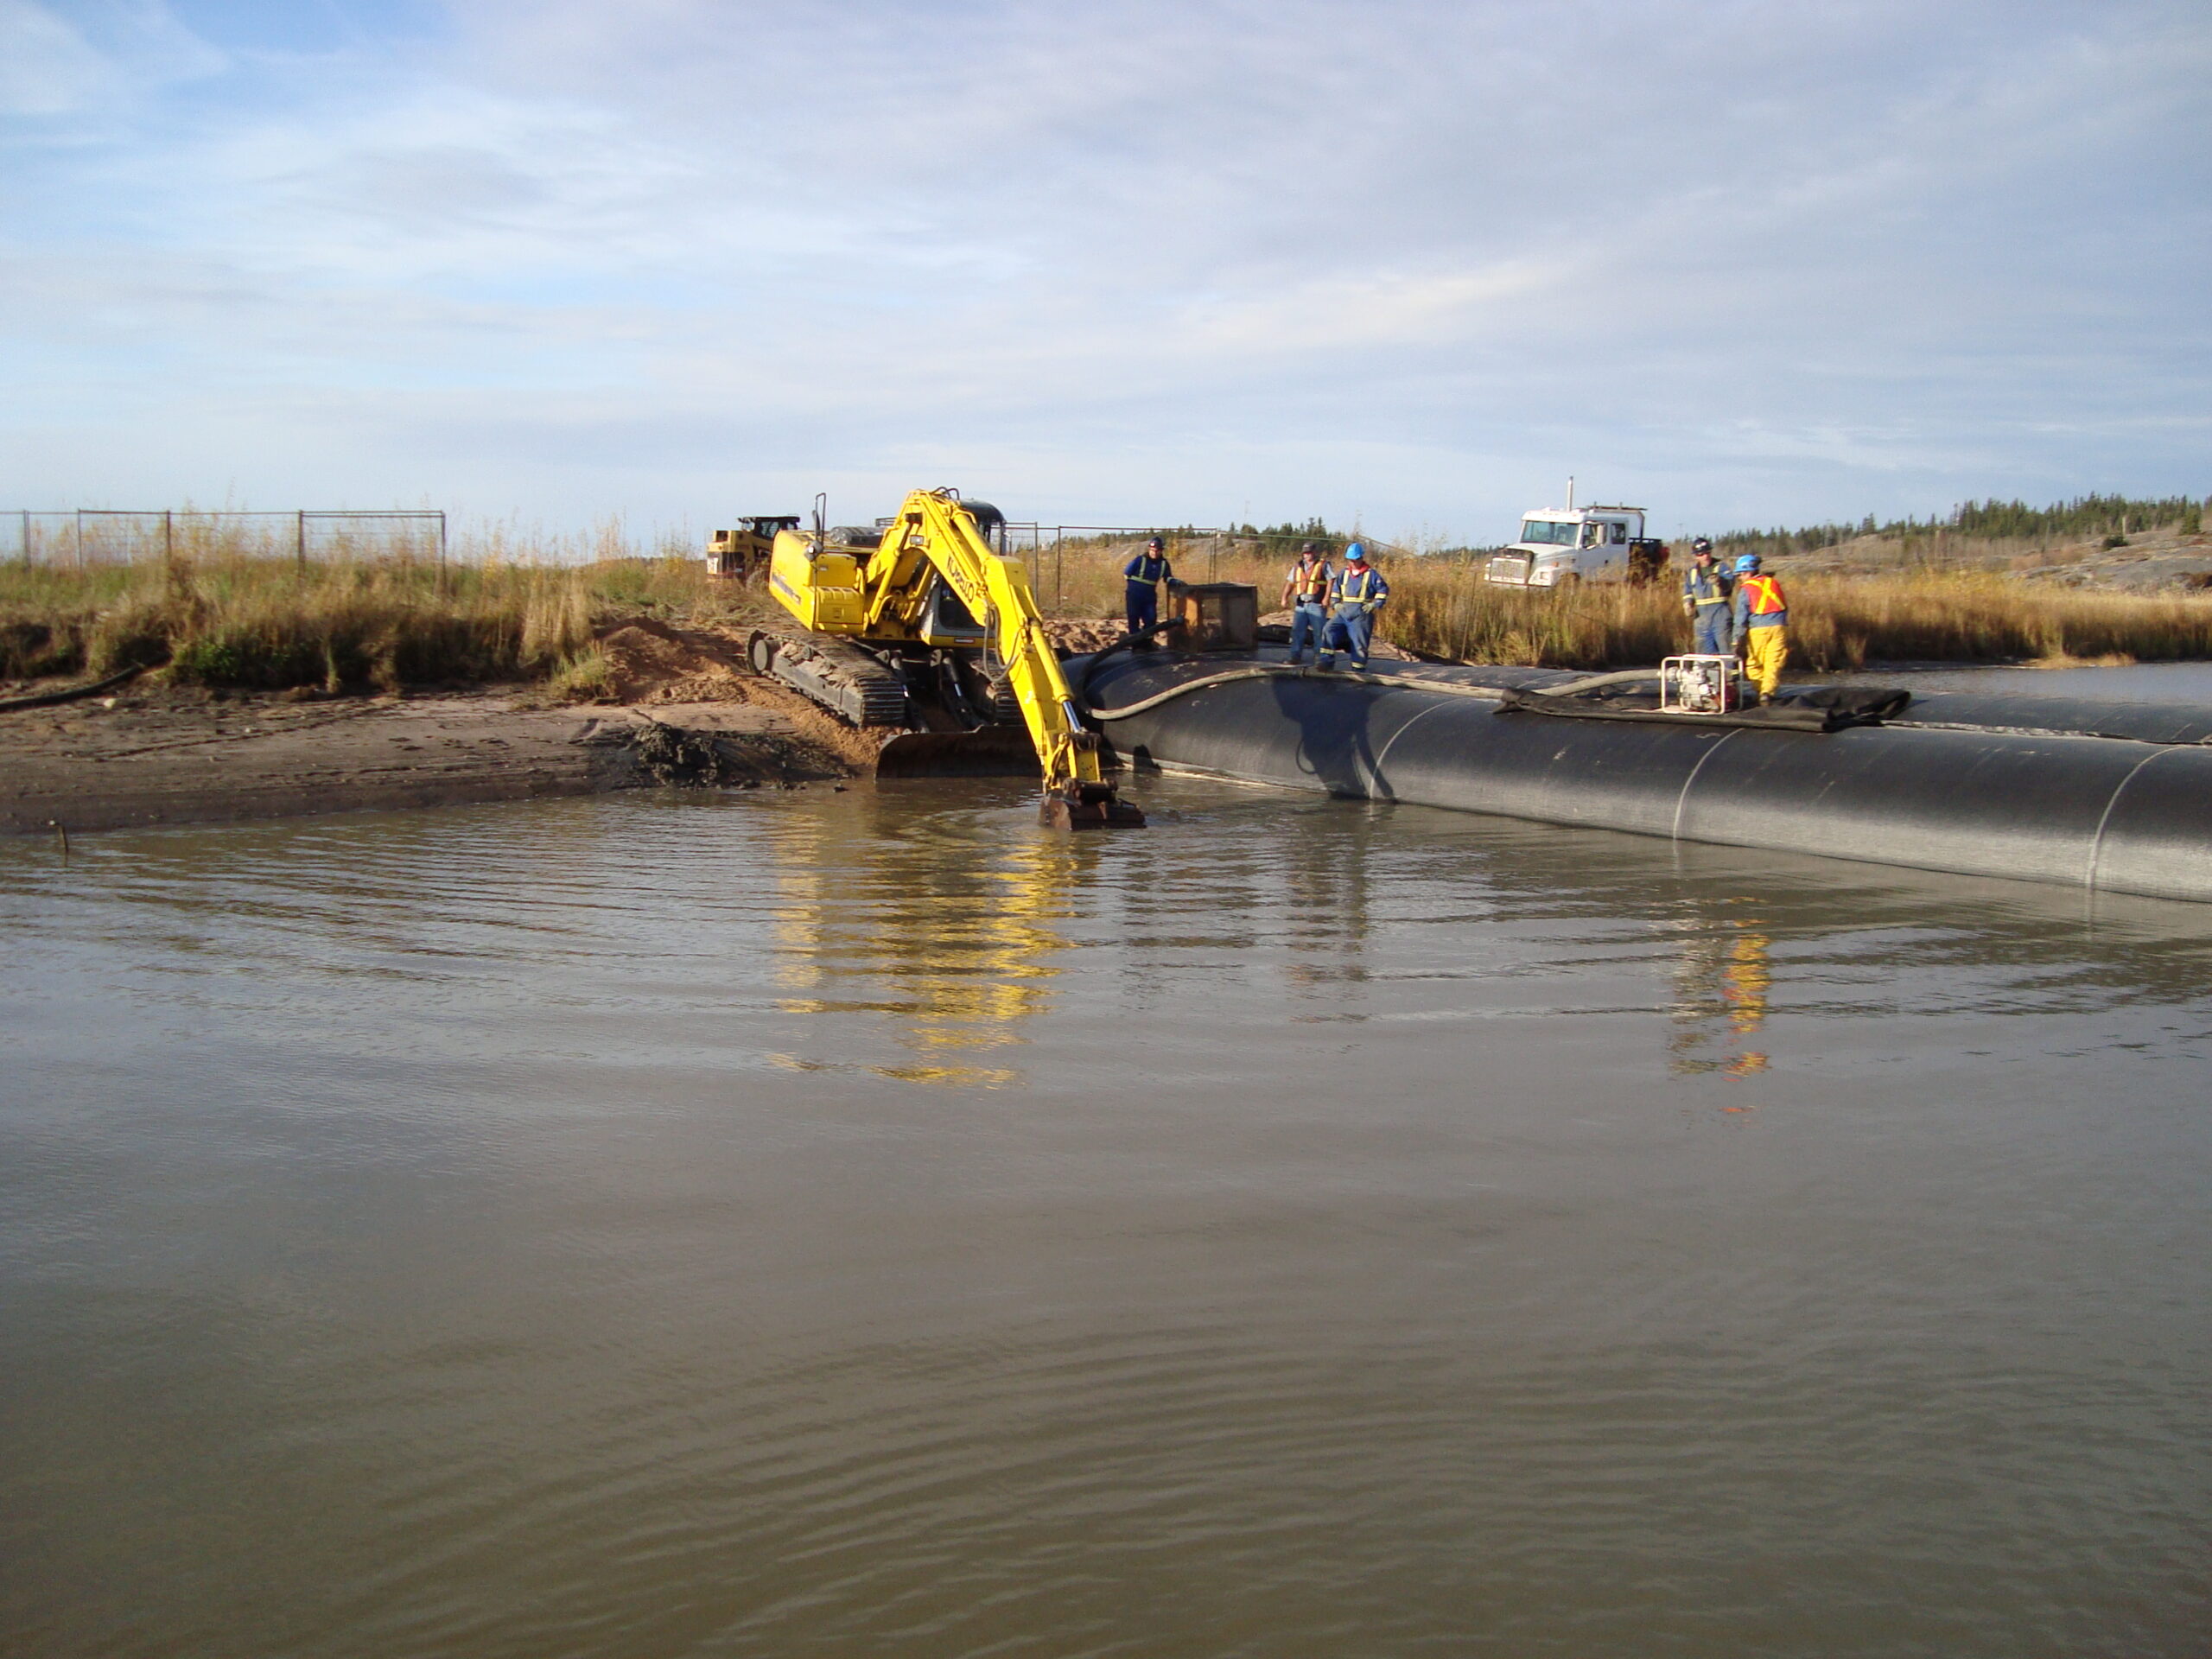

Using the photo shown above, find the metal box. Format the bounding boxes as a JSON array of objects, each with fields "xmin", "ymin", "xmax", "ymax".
[{"xmin": 1168, "ymin": 582, "xmax": 1260, "ymax": 652}]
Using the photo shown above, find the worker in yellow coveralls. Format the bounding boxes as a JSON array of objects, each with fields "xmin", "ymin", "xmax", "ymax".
[{"xmin": 1731, "ymin": 554, "xmax": 1789, "ymax": 701}]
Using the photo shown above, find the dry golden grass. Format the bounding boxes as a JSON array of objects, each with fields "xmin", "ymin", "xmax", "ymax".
[
  {"xmin": 1779, "ymin": 572, "xmax": 2212, "ymax": 668},
  {"xmin": 0, "ymin": 543, "xmax": 766, "ymax": 691},
  {"xmin": 1023, "ymin": 535, "xmax": 1288, "ymax": 619},
  {"xmin": 11, "ymin": 532, "xmax": 2210, "ymax": 692},
  {"xmin": 1033, "ymin": 541, "xmax": 2212, "ymax": 669},
  {"xmin": 543, "ymin": 644, "xmax": 618, "ymax": 702},
  {"xmin": 1364, "ymin": 563, "xmax": 2212, "ymax": 670}
]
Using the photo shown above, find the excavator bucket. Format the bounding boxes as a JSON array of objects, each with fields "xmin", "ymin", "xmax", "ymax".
[
  {"xmin": 874, "ymin": 731, "xmax": 1145, "ymax": 828},
  {"xmin": 1040, "ymin": 782, "xmax": 1146, "ymax": 830},
  {"xmin": 874, "ymin": 727, "xmax": 1041, "ymax": 779}
]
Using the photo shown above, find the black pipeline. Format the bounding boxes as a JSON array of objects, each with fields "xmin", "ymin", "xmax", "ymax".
[{"xmin": 1078, "ymin": 653, "xmax": 2212, "ymax": 905}]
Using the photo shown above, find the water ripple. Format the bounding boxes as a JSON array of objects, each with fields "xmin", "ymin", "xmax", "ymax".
[{"xmin": 2, "ymin": 784, "xmax": 2209, "ymax": 1656}]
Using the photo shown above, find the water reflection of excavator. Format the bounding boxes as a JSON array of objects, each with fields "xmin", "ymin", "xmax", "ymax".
[
  {"xmin": 749, "ymin": 486, "xmax": 1144, "ymax": 830},
  {"xmin": 765, "ymin": 795, "xmax": 1083, "ymax": 1087}
]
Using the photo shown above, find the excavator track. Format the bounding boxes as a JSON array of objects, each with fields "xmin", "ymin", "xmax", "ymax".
[{"xmin": 747, "ymin": 631, "xmax": 909, "ymax": 728}]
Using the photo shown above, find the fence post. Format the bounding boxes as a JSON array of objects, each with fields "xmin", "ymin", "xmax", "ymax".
[
  {"xmin": 75, "ymin": 509, "xmax": 84, "ymax": 570},
  {"xmin": 296, "ymin": 510, "xmax": 306, "ymax": 575},
  {"xmin": 18, "ymin": 510, "xmax": 27, "ymax": 568},
  {"xmin": 1054, "ymin": 530, "xmax": 1064, "ymax": 612},
  {"xmin": 163, "ymin": 510, "xmax": 174, "ymax": 566}
]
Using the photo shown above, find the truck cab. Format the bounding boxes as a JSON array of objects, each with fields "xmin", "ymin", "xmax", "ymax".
[{"xmin": 1484, "ymin": 505, "xmax": 1667, "ymax": 588}]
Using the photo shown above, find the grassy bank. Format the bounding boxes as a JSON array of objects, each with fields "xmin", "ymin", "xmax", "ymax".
[
  {"xmin": 0, "ymin": 553, "xmax": 751, "ymax": 693},
  {"xmin": 12, "ymin": 540, "xmax": 2212, "ymax": 695},
  {"xmin": 1033, "ymin": 539, "xmax": 2212, "ymax": 669},
  {"xmin": 1382, "ymin": 564, "xmax": 2212, "ymax": 669}
]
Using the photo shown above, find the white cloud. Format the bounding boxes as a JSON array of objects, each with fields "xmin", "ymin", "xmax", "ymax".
[
  {"xmin": 0, "ymin": 1, "xmax": 109, "ymax": 114},
  {"xmin": 0, "ymin": 0, "xmax": 224, "ymax": 116},
  {"xmin": 1, "ymin": 0, "xmax": 2207, "ymax": 537}
]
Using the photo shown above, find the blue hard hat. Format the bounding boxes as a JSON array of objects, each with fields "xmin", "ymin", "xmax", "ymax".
[
  {"xmin": 1345, "ymin": 541, "xmax": 1369, "ymax": 561},
  {"xmin": 1733, "ymin": 554, "xmax": 1761, "ymax": 574}
]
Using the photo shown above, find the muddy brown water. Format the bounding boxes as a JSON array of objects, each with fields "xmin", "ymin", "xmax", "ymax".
[{"xmin": 3, "ymin": 767, "xmax": 2209, "ymax": 1656}]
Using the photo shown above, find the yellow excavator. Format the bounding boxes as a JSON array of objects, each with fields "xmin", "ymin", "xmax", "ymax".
[{"xmin": 749, "ymin": 486, "xmax": 1144, "ymax": 829}]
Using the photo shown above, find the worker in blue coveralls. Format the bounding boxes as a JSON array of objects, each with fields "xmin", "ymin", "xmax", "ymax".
[
  {"xmin": 1680, "ymin": 537, "xmax": 1735, "ymax": 656},
  {"xmin": 1315, "ymin": 543, "xmax": 1389, "ymax": 671},
  {"xmin": 1123, "ymin": 535, "xmax": 1174, "ymax": 642}
]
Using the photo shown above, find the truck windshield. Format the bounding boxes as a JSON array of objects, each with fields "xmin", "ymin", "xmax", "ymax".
[{"xmin": 1520, "ymin": 520, "xmax": 1580, "ymax": 546}]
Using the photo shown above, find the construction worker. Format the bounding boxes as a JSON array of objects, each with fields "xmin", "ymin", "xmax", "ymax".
[
  {"xmin": 1681, "ymin": 537, "xmax": 1734, "ymax": 656},
  {"xmin": 1316, "ymin": 543, "xmax": 1389, "ymax": 671},
  {"xmin": 1281, "ymin": 541, "xmax": 1334, "ymax": 665},
  {"xmin": 1122, "ymin": 535, "xmax": 1174, "ymax": 641},
  {"xmin": 1732, "ymin": 553, "xmax": 1789, "ymax": 700}
]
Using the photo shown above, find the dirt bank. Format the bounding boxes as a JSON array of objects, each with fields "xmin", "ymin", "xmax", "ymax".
[
  {"xmin": 592, "ymin": 618, "xmax": 887, "ymax": 772},
  {"xmin": 0, "ymin": 619, "xmax": 874, "ymax": 838},
  {"xmin": 0, "ymin": 686, "xmax": 862, "ymax": 837}
]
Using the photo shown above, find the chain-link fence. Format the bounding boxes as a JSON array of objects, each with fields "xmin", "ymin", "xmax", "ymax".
[
  {"xmin": 1030, "ymin": 524, "xmax": 1232, "ymax": 611},
  {"xmin": 6, "ymin": 510, "xmax": 447, "ymax": 569},
  {"xmin": 846, "ymin": 518, "xmax": 1230, "ymax": 610}
]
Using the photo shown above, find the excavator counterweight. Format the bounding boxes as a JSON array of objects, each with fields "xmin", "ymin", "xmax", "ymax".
[{"xmin": 754, "ymin": 487, "xmax": 1143, "ymax": 829}]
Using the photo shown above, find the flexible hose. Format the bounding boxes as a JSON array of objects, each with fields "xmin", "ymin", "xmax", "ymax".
[
  {"xmin": 0, "ymin": 664, "xmax": 147, "ymax": 713},
  {"xmin": 1084, "ymin": 661, "xmax": 1506, "ymax": 721},
  {"xmin": 1539, "ymin": 668, "xmax": 1665, "ymax": 696}
]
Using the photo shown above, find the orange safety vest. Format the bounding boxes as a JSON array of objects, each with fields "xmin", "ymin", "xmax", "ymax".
[
  {"xmin": 1287, "ymin": 559, "xmax": 1332, "ymax": 604},
  {"xmin": 1740, "ymin": 573, "xmax": 1787, "ymax": 617}
]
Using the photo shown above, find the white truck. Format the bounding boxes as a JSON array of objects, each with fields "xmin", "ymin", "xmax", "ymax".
[{"xmin": 1483, "ymin": 491, "xmax": 1669, "ymax": 588}]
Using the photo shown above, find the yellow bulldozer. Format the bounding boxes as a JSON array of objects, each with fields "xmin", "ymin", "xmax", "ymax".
[
  {"xmin": 703, "ymin": 515, "xmax": 801, "ymax": 582},
  {"xmin": 750, "ymin": 487, "xmax": 1143, "ymax": 829}
]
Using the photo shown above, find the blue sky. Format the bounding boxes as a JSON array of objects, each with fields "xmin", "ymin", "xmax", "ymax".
[{"xmin": 3, "ymin": 0, "xmax": 2207, "ymax": 543}]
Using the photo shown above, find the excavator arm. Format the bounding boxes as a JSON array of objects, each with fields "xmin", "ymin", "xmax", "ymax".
[{"xmin": 848, "ymin": 488, "xmax": 1143, "ymax": 829}]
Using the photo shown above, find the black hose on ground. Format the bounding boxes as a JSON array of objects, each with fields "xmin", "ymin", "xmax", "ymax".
[{"xmin": 0, "ymin": 664, "xmax": 147, "ymax": 713}]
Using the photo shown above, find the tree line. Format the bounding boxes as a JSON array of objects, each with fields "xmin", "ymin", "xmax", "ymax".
[
  {"xmin": 1211, "ymin": 493, "xmax": 2205, "ymax": 562},
  {"xmin": 1709, "ymin": 493, "xmax": 2205, "ymax": 557}
]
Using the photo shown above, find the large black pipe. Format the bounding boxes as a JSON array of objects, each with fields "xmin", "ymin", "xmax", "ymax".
[{"xmin": 1077, "ymin": 652, "xmax": 2212, "ymax": 904}]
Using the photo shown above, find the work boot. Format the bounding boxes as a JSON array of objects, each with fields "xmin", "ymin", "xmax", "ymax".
[{"xmin": 1314, "ymin": 653, "xmax": 1334, "ymax": 671}]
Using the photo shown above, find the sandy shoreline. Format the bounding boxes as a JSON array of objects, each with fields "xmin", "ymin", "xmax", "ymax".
[
  {"xmin": 0, "ymin": 682, "xmax": 869, "ymax": 839},
  {"xmin": 0, "ymin": 615, "xmax": 929, "ymax": 837}
]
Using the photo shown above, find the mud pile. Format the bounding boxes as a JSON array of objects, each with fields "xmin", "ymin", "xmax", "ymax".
[{"xmin": 598, "ymin": 620, "xmax": 751, "ymax": 703}]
